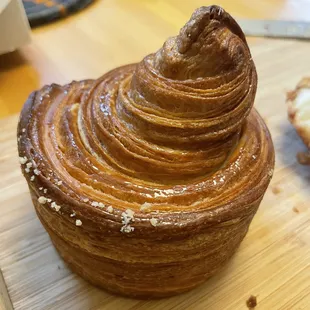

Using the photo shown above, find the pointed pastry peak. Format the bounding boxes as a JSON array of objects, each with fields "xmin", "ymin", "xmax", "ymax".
[{"xmin": 153, "ymin": 5, "xmax": 250, "ymax": 80}]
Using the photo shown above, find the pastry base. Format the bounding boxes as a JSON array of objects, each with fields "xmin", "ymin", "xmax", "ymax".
[{"xmin": 31, "ymin": 191, "xmax": 258, "ymax": 298}]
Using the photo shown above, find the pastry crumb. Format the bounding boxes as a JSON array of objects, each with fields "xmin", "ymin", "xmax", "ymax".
[
  {"xmin": 98, "ymin": 202, "xmax": 105, "ymax": 208},
  {"xmin": 150, "ymin": 218, "xmax": 158, "ymax": 227},
  {"xmin": 75, "ymin": 219, "xmax": 82, "ymax": 226},
  {"xmin": 287, "ymin": 78, "xmax": 310, "ymax": 153},
  {"xmin": 39, "ymin": 187, "xmax": 43, "ymax": 190},
  {"xmin": 246, "ymin": 295, "xmax": 257, "ymax": 309},
  {"xmin": 19, "ymin": 156, "xmax": 28, "ymax": 164},
  {"xmin": 297, "ymin": 151, "xmax": 310, "ymax": 165},
  {"xmin": 91, "ymin": 201, "xmax": 99, "ymax": 207},
  {"xmin": 271, "ymin": 185, "xmax": 281, "ymax": 195},
  {"xmin": 70, "ymin": 212, "xmax": 76, "ymax": 217},
  {"xmin": 38, "ymin": 196, "xmax": 47, "ymax": 204},
  {"xmin": 22, "ymin": 128, "xmax": 26, "ymax": 133},
  {"xmin": 56, "ymin": 180, "xmax": 62, "ymax": 186},
  {"xmin": 43, "ymin": 189, "xmax": 47, "ymax": 194},
  {"xmin": 292, "ymin": 206, "xmax": 299, "ymax": 213},
  {"xmin": 26, "ymin": 162, "xmax": 33, "ymax": 169},
  {"xmin": 83, "ymin": 198, "xmax": 89, "ymax": 203},
  {"xmin": 30, "ymin": 175, "xmax": 35, "ymax": 181},
  {"xmin": 47, "ymin": 198, "xmax": 52, "ymax": 203},
  {"xmin": 107, "ymin": 205, "xmax": 113, "ymax": 213}
]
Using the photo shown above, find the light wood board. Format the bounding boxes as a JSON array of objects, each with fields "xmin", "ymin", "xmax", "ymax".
[
  {"xmin": 1, "ymin": 1, "xmax": 310, "ymax": 309},
  {"xmin": 0, "ymin": 269, "xmax": 13, "ymax": 310}
]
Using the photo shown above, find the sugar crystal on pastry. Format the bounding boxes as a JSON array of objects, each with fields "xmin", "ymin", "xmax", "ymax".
[
  {"xmin": 75, "ymin": 219, "xmax": 82, "ymax": 226},
  {"xmin": 38, "ymin": 196, "xmax": 47, "ymax": 204},
  {"xmin": 19, "ymin": 156, "xmax": 28, "ymax": 164}
]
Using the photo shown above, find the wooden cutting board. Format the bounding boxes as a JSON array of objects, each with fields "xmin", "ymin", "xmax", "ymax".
[{"xmin": 1, "ymin": 38, "xmax": 310, "ymax": 310}]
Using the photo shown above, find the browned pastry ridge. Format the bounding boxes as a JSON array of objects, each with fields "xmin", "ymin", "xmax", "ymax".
[
  {"xmin": 17, "ymin": 5, "xmax": 275, "ymax": 298},
  {"xmin": 287, "ymin": 77, "xmax": 310, "ymax": 165}
]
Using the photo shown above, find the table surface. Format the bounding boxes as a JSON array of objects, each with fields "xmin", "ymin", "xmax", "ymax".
[{"xmin": 1, "ymin": 1, "xmax": 310, "ymax": 309}]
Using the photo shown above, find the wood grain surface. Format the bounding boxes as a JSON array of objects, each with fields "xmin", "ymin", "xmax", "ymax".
[
  {"xmin": 0, "ymin": 269, "xmax": 13, "ymax": 310},
  {"xmin": 1, "ymin": 1, "xmax": 310, "ymax": 309}
]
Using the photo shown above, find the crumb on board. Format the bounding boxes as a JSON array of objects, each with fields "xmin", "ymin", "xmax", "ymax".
[
  {"xmin": 271, "ymin": 185, "xmax": 281, "ymax": 195},
  {"xmin": 246, "ymin": 295, "xmax": 257, "ymax": 309},
  {"xmin": 297, "ymin": 151, "xmax": 310, "ymax": 165},
  {"xmin": 292, "ymin": 206, "xmax": 299, "ymax": 213}
]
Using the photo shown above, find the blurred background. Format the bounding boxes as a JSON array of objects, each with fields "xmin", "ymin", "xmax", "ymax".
[{"xmin": 1, "ymin": 0, "xmax": 310, "ymax": 118}]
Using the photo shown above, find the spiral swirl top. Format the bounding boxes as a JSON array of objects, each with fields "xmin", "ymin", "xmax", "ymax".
[{"xmin": 18, "ymin": 6, "xmax": 274, "ymax": 237}]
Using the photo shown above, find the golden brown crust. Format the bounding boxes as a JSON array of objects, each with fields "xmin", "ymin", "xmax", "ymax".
[
  {"xmin": 287, "ymin": 77, "xmax": 310, "ymax": 165},
  {"xmin": 17, "ymin": 5, "xmax": 274, "ymax": 297}
]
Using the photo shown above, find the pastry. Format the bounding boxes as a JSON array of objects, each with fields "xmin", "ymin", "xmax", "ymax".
[
  {"xmin": 17, "ymin": 5, "xmax": 275, "ymax": 298},
  {"xmin": 287, "ymin": 77, "xmax": 310, "ymax": 164}
]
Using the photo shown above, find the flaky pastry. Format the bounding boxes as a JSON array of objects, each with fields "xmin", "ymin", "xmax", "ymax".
[{"xmin": 18, "ymin": 5, "xmax": 275, "ymax": 298}]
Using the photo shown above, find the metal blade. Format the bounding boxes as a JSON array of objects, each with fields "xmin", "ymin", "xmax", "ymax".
[{"xmin": 237, "ymin": 19, "xmax": 310, "ymax": 39}]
